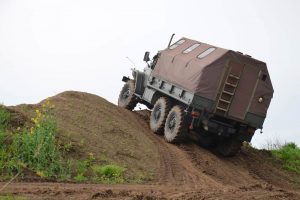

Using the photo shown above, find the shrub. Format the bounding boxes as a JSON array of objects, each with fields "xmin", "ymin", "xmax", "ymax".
[
  {"xmin": 74, "ymin": 173, "xmax": 88, "ymax": 182},
  {"xmin": 0, "ymin": 127, "xmax": 21, "ymax": 175},
  {"xmin": 92, "ymin": 164, "xmax": 126, "ymax": 183},
  {"xmin": 0, "ymin": 130, "xmax": 6, "ymax": 147},
  {"xmin": 11, "ymin": 108, "xmax": 65, "ymax": 177},
  {"xmin": 272, "ymin": 142, "xmax": 300, "ymax": 174},
  {"xmin": 0, "ymin": 101, "xmax": 69, "ymax": 179},
  {"xmin": 0, "ymin": 107, "xmax": 10, "ymax": 130}
]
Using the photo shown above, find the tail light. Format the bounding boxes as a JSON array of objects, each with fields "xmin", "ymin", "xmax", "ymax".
[{"xmin": 191, "ymin": 111, "xmax": 201, "ymax": 118}]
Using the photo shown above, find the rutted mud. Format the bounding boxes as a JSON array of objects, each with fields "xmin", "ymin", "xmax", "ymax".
[{"xmin": 0, "ymin": 92, "xmax": 299, "ymax": 200}]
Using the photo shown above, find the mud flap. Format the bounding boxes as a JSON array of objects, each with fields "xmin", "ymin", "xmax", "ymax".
[{"xmin": 237, "ymin": 125, "xmax": 254, "ymax": 142}]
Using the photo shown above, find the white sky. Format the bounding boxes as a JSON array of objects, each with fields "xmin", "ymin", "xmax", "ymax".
[{"xmin": 0, "ymin": 0, "xmax": 299, "ymax": 148}]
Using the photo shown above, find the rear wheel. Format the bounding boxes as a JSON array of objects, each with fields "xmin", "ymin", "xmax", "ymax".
[
  {"xmin": 150, "ymin": 97, "xmax": 171, "ymax": 134},
  {"xmin": 164, "ymin": 105, "xmax": 187, "ymax": 143},
  {"xmin": 216, "ymin": 136, "xmax": 243, "ymax": 156},
  {"xmin": 118, "ymin": 80, "xmax": 138, "ymax": 110},
  {"xmin": 197, "ymin": 131, "xmax": 215, "ymax": 148}
]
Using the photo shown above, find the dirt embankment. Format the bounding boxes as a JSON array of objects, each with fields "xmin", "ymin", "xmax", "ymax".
[{"xmin": 1, "ymin": 91, "xmax": 299, "ymax": 200}]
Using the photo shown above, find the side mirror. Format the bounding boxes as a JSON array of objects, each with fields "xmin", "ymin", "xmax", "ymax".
[{"xmin": 143, "ymin": 51, "xmax": 150, "ymax": 62}]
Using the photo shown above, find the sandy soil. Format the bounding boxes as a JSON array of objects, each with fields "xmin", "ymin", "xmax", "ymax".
[{"xmin": 1, "ymin": 91, "xmax": 299, "ymax": 200}]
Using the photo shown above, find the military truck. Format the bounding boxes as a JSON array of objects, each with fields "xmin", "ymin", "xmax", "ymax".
[{"xmin": 118, "ymin": 35, "xmax": 274, "ymax": 156}]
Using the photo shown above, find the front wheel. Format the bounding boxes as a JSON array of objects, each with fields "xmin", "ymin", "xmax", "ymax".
[
  {"xmin": 164, "ymin": 105, "xmax": 187, "ymax": 143},
  {"xmin": 118, "ymin": 80, "xmax": 138, "ymax": 110}
]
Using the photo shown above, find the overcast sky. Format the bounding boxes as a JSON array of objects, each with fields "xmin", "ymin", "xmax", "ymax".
[{"xmin": 0, "ymin": 0, "xmax": 299, "ymax": 148}]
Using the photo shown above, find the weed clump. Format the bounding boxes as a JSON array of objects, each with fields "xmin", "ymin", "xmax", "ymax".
[
  {"xmin": 0, "ymin": 106, "xmax": 10, "ymax": 130},
  {"xmin": 0, "ymin": 100, "xmax": 66, "ymax": 178},
  {"xmin": 272, "ymin": 142, "xmax": 300, "ymax": 174},
  {"xmin": 13, "ymin": 109, "xmax": 64, "ymax": 177},
  {"xmin": 92, "ymin": 164, "xmax": 126, "ymax": 183}
]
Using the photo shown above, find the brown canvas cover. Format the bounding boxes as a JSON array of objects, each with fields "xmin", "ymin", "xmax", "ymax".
[{"xmin": 152, "ymin": 37, "xmax": 274, "ymax": 119}]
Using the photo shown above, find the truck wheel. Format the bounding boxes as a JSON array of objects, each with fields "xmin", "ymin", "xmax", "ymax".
[
  {"xmin": 198, "ymin": 132, "xmax": 215, "ymax": 148},
  {"xmin": 150, "ymin": 97, "xmax": 171, "ymax": 134},
  {"xmin": 216, "ymin": 136, "xmax": 243, "ymax": 156},
  {"xmin": 118, "ymin": 80, "xmax": 138, "ymax": 110},
  {"xmin": 164, "ymin": 105, "xmax": 187, "ymax": 143}
]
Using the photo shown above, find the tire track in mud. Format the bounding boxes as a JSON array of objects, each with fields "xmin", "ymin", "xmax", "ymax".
[
  {"xmin": 133, "ymin": 111, "xmax": 300, "ymax": 200},
  {"xmin": 134, "ymin": 111, "xmax": 223, "ymax": 189}
]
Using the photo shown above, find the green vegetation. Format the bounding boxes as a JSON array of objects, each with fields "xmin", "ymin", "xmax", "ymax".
[
  {"xmin": 74, "ymin": 173, "xmax": 88, "ymax": 182},
  {"xmin": 271, "ymin": 142, "xmax": 300, "ymax": 174},
  {"xmin": 0, "ymin": 196, "xmax": 27, "ymax": 200},
  {"xmin": 73, "ymin": 153, "xmax": 95, "ymax": 182},
  {"xmin": 92, "ymin": 164, "xmax": 126, "ymax": 183},
  {"xmin": 0, "ymin": 101, "xmax": 66, "ymax": 178},
  {"xmin": 0, "ymin": 102, "xmax": 127, "ymax": 183},
  {"xmin": 13, "ymin": 113, "xmax": 65, "ymax": 177},
  {"xmin": 0, "ymin": 106, "xmax": 10, "ymax": 130}
]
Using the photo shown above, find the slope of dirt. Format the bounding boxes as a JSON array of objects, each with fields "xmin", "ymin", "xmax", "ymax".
[
  {"xmin": 1, "ymin": 91, "xmax": 300, "ymax": 200},
  {"xmin": 11, "ymin": 91, "xmax": 160, "ymax": 181}
]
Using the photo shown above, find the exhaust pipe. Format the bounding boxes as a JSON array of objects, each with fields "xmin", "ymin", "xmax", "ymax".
[{"xmin": 167, "ymin": 33, "xmax": 175, "ymax": 48}]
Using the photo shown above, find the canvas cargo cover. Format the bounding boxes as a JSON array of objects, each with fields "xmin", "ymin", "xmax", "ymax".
[
  {"xmin": 152, "ymin": 38, "xmax": 230, "ymax": 99},
  {"xmin": 152, "ymin": 37, "xmax": 274, "ymax": 119}
]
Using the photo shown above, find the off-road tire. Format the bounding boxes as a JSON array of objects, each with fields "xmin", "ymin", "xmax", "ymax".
[
  {"xmin": 150, "ymin": 97, "xmax": 171, "ymax": 134},
  {"xmin": 164, "ymin": 105, "xmax": 187, "ymax": 143},
  {"xmin": 216, "ymin": 136, "xmax": 243, "ymax": 156},
  {"xmin": 198, "ymin": 132, "xmax": 215, "ymax": 148},
  {"xmin": 118, "ymin": 80, "xmax": 138, "ymax": 110}
]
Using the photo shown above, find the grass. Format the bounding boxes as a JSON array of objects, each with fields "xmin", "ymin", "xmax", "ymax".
[
  {"xmin": 92, "ymin": 164, "xmax": 126, "ymax": 183},
  {"xmin": 0, "ymin": 106, "xmax": 10, "ymax": 130},
  {"xmin": 0, "ymin": 101, "xmax": 132, "ymax": 183},
  {"xmin": 12, "ymin": 115, "xmax": 64, "ymax": 177},
  {"xmin": 0, "ymin": 196, "xmax": 27, "ymax": 200},
  {"xmin": 0, "ymin": 102, "xmax": 67, "ymax": 178},
  {"xmin": 271, "ymin": 142, "xmax": 300, "ymax": 174},
  {"xmin": 74, "ymin": 173, "xmax": 88, "ymax": 182}
]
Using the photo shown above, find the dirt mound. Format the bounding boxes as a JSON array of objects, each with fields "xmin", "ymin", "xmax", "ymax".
[
  {"xmin": 12, "ymin": 91, "xmax": 160, "ymax": 181},
  {"xmin": 0, "ymin": 105, "xmax": 30, "ymax": 129},
  {"xmin": 1, "ymin": 91, "xmax": 300, "ymax": 199}
]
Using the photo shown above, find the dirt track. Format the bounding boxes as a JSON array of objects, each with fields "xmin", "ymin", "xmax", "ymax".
[{"xmin": 1, "ymin": 92, "xmax": 300, "ymax": 200}]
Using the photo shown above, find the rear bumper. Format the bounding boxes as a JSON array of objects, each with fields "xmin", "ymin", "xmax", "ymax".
[
  {"xmin": 192, "ymin": 118, "xmax": 254, "ymax": 142},
  {"xmin": 206, "ymin": 120, "xmax": 236, "ymax": 136}
]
